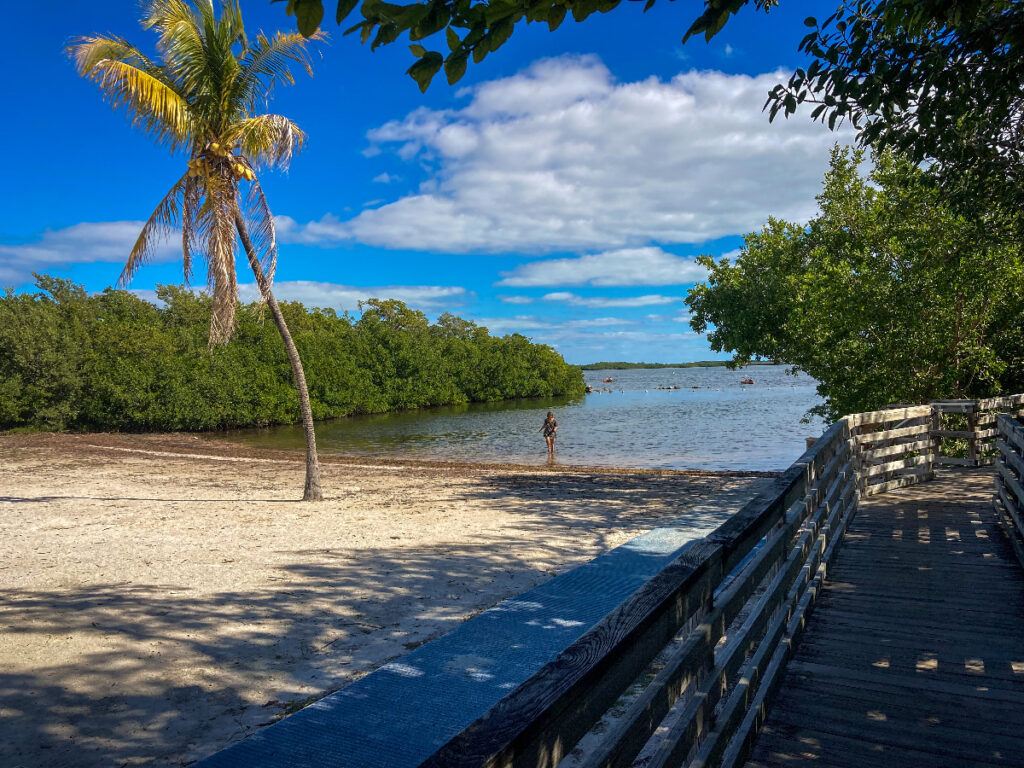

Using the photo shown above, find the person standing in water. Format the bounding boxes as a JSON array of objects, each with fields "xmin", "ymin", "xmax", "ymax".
[{"xmin": 540, "ymin": 411, "xmax": 558, "ymax": 458}]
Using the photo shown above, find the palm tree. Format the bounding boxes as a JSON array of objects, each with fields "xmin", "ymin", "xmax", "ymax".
[{"xmin": 70, "ymin": 0, "xmax": 325, "ymax": 500}]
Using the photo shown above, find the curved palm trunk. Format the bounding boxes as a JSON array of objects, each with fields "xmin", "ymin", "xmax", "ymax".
[{"xmin": 235, "ymin": 213, "xmax": 323, "ymax": 501}]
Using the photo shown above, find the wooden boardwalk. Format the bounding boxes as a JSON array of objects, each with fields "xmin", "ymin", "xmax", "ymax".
[
  {"xmin": 746, "ymin": 469, "xmax": 1024, "ymax": 768},
  {"xmin": 199, "ymin": 405, "xmax": 1024, "ymax": 768}
]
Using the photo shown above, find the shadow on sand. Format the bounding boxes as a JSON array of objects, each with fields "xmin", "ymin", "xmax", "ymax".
[{"xmin": 0, "ymin": 472, "xmax": 766, "ymax": 768}]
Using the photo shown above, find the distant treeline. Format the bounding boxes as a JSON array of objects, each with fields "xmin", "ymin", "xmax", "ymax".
[
  {"xmin": 0, "ymin": 276, "xmax": 585, "ymax": 432},
  {"xmin": 582, "ymin": 360, "xmax": 776, "ymax": 370}
]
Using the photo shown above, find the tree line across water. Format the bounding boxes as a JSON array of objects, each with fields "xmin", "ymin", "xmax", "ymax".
[{"xmin": 0, "ymin": 277, "xmax": 585, "ymax": 432}]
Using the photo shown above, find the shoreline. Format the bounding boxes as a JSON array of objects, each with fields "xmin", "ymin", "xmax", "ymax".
[{"xmin": 0, "ymin": 430, "xmax": 784, "ymax": 478}]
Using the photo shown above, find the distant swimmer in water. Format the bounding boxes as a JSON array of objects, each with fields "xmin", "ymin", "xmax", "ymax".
[{"xmin": 540, "ymin": 411, "xmax": 558, "ymax": 458}]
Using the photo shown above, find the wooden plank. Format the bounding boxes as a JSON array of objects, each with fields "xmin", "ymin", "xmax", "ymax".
[
  {"xmin": 571, "ymin": 489, "xmax": 822, "ymax": 768},
  {"xmin": 846, "ymin": 404, "xmax": 932, "ymax": 428},
  {"xmin": 996, "ymin": 439, "xmax": 1024, "ymax": 482},
  {"xmin": 786, "ymin": 658, "xmax": 1024, "ymax": 706},
  {"xmin": 978, "ymin": 394, "xmax": 1024, "ymax": 410},
  {"xmin": 861, "ymin": 453, "xmax": 929, "ymax": 479},
  {"xmin": 764, "ymin": 697, "xmax": 1024, "ymax": 763},
  {"xmin": 711, "ymin": 478, "xmax": 859, "ymax": 768},
  {"xmin": 863, "ymin": 469, "xmax": 929, "ymax": 496},
  {"xmin": 998, "ymin": 417, "xmax": 1024, "ymax": 453},
  {"xmin": 737, "ymin": 468, "xmax": 1024, "ymax": 768},
  {"xmin": 752, "ymin": 728, "xmax": 979, "ymax": 768},
  {"xmin": 996, "ymin": 462, "xmax": 1024, "ymax": 514},
  {"xmin": 931, "ymin": 400, "xmax": 977, "ymax": 413},
  {"xmin": 935, "ymin": 455, "xmax": 976, "ymax": 467},
  {"xmin": 855, "ymin": 424, "xmax": 930, "ymax": 445},
  {"xmin": 637, "ymin": 496, "xmax": 840, "ymax": 768},
  {"xmin": 861, "ymin": 438, "xmax": 931, "ymax": 462}
]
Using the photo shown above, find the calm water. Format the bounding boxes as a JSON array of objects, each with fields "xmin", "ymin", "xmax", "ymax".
[{"xmin": 218, "ymin": 366, "xmax": 825, "ymax": 472}]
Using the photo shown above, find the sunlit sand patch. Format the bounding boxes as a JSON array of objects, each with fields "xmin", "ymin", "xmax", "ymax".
[{"xmin": 965, "ymin": 658, "xmax": 985, "ymax": 674}]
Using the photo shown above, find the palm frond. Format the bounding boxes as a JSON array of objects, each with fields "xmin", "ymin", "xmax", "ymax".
[
  {"xmin": 70, "ymin": 34, "xmax": 157, "ymax": 73},
  {"xmin": 228, "ymin": 114, "xmax": 305, "ymax": 168},
  {"xmin": 144, "ymin": 0, "xmax": 211, "ymax": 111},
  {"xmin": 181, "ymin": 171, "xmax": 203, "ymax": 282},
  {"xmin": 71, "ymin": 37, "xmax": 192, "ymax": 147},
  {"xmin": 122, "ymin": 173, "xmax": 189, "ymax": 287},
  {"xmin": 234, "ymin": 31, "xmax": 321, "ymax": 113}
]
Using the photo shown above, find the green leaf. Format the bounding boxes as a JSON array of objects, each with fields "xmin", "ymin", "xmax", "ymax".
[
  {"xmin": 446, "ymin": 27, "xmax": 460, "ymax": 52},
  {"xmin": 548, "ymin": 4, "xmax": 567, "ymax": 31},
  {"xmin": 409, "ymin": 43, "xmax": 427, "ymax": 57},
  {"xmin": 804, "ymin": 16, "xmax": 817, "ymax": 27},
  {"xmin": 445, "ymin": 54, "xmax": 468, "ymax": 84},
  {"xmin": 407, "ymin": 51, "xmax": 443, "ymax": 92},
  {"xmin": 294, "ymin": 0, "xmax": 325, "ymax": 36},
  {"xmin": 490, "ymin": 17, "xmax": 514, "ymax": 49},
  {"xmin": 336, "ymin": 0, "xmax": 360, "ymax": 24}
]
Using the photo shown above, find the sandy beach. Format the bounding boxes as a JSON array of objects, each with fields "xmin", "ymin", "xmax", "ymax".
[{"xmin": 0, "ymin": 433, "xmax": 770, "ymax": 767}]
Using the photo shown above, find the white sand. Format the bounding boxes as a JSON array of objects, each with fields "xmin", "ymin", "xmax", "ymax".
[{"xmin": 0, "ymin": 433, "xmax": 769, "ymax": 767}]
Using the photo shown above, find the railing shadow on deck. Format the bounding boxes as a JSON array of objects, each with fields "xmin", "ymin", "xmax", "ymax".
[{"xmin": 195, "ymin": 396, "xmax": 1024, "ymax": 768}]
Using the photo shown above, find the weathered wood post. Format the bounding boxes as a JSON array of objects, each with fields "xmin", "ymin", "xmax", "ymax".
[
  {"xmin": 968, "ymin": 401, "xmax": 980, "ymax": 467},
  {"xmin": 927, "ymin": 404, "xmax": 940, "ymax": 480}
]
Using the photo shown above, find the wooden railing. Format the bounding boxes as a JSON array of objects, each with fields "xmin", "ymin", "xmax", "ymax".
[
  {"xmin": 994, "ymin": 414, "xmax": 1024, "ymax": 567},
  {"xmin": 933, "ymin": 395, "xmax": 1024, "ymax": 467},
  {"xmin": 410, "ymin": 405, "xmax": 944, "ymax": 768},
  {"xmin": 496, "ymin": 419, "xmax": 859, "ymax": 768},
  {"xmin": 198, "ymin": 397, "xmax": 1023, "ymax": 768},
  {"xmin": 847, "ymin": 405, "xmax": 934, "ymax": 497}
]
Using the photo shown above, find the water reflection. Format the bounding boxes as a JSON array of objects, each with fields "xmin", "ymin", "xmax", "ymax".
[{"xmin": 218, "ymin": 365, "xmax": 823, "ymax": 472}]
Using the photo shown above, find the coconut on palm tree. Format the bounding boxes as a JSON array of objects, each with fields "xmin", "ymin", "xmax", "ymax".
[{"xmin": 70, "ymin": 0, "xmax": 325, "ymax": 500}]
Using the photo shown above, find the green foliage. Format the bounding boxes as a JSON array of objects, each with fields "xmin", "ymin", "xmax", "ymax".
[
  {"xmin": 766, "ymin": 2, "xmax": 1024, "ymax": 213},
  {"xmin": 686, "ymin": 148, "xmax": 1024, "ymax": 420},
  {"xmin": 0, "ymin": 278, "xmax": 584, "ymax": 432},
  {"xmin": 273, "ymin": 0, "xmax": 777, "ymax": 91}
]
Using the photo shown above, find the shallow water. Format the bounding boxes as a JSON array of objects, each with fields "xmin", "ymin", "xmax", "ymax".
[{"xmin": 218, "ymin": 365, "xmax": 824, "ymax": 472}]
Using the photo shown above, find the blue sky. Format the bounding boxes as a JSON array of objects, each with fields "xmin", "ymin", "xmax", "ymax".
[{"xmin": 0, "ymin": 1, "xmax": 846, "ymax": 364}]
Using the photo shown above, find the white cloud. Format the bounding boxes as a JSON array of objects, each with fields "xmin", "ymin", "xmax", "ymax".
[
  {"xmin": 497, "ymin": 247, "xmax": 706, "ymax": 287},
  {"xmin": 236, "ymin": 280, "xmax": 467, "ymax": 312},
  {"xmin": 472, "ymin": 315, "xmax": 635, "ymax": 336},
  {"xmin": 567, "ymin": 317, "xmax": 635, "ymax": 328},
  {"xmin": 281, "ymin": 56, "xmax": 850, "ymax": 253},
  {"xmin": 498, "ymin": 295, "xmax": 535, "ymax": 304},
  {"xmin": 0, "ymin": 221, "xmax": 179, "ymax": 285},
  {"xmin": 372, "ymin": 172, "xmax": 400, "ymax": 184},
  {"xmin": 542, "ymin": 292, "xmax": 682, "ymax": 308},
  {"xmin": 274, "ymin": 214, "xmax": 349, "ymax": 246},
  {"xmin": 473, "ymin": 315, "xmax": 554, "ymax": 333}
]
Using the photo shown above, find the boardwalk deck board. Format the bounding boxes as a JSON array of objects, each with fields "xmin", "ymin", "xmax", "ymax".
[{"xmin": 743, "ymin": 469, "xmax": 1024, "ymax": 768}]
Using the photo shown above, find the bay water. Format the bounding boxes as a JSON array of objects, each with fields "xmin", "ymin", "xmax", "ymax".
[{"xmin": 218, "ymin": 365, "xmax": 824, "ymax": 472}]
